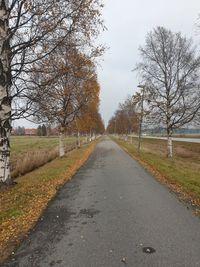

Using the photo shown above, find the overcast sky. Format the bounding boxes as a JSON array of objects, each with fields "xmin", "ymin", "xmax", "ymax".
[
  {"xmin": 98, "ymin": 0, "xmax": 200, "ymax": 126},
  {"xmin": 17, "ymin": 0, "xmax": 200, "ymax": 128}
]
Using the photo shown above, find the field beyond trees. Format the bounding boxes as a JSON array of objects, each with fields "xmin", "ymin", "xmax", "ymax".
[
  {"xmin": 11, "ymin": 136, "xmax": 77, "ymax": 153},
  {"xmin": 113, "ymin": 136, "xmax": 200, "ymax": 211}
]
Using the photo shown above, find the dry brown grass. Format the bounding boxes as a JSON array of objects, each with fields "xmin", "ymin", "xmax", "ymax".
[
  {"xmin": 11, "ymin": 148, "xmax": 59, "ymax": 178},
  {"xmin": 10, "ymin": 141, "xmax": 79, "ymax": 179},
  {"xmin": 126, "ymin": 136, "xmax": 200, "ymax": 171}
]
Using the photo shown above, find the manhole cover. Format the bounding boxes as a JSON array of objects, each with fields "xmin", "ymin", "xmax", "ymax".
[{"xmin": 142, "ymin": 247, "xmax": 156, "ymax": 254}]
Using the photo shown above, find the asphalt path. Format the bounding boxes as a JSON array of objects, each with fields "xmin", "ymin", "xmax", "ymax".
[{"xmin": 2, "ymin": 138, "xmax": 200, "ymax": 267}]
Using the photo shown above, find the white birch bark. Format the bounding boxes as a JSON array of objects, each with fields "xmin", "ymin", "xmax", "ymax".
[
  {"xmin": 89, "ymin": 130, "xmax": 92, "ymax": 142},
  {"xmin": 167, "ymin": 135, "xmax": 173, "ymax": 158},
  {"xmin": 59, "ymin": 130, "xmax": 65, "ymax": 157},
  {"xmin": 0, "ymin": 1, "xmax": 12, "ymax": 184},
  {"xmin": 167, "ymin": 126, "xmax": 173, "ymax": 157},
  {"xmin": 77, "ymin": 131, "xmax": 81, "ymax": 148}
]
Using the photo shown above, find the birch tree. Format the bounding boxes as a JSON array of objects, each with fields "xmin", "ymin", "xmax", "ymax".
[
  {"xmin": 30, "ymin": 49, "xmax": 100, "ymax": 157},
  {"xmin": 107, "ymin": 96, "xmax": 139, "ymax": 135},
  {"xmin": 75, "ymin": 85, "xmax": 102, "ymax": 141},
  {"xmin": 136, "ymin": 26, "xmax": 200, "ymax": 157},
  {"xmin": 0, "ymin": 0, "xmax": 12, "ymax": 184},
  {"xmin": 0, "ymin": 0, "xmax": 104, "ymax": 184}
]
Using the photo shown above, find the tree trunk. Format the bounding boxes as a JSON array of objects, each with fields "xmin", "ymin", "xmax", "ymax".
[
  {"xmin": 89, "ymin": 129, "xmax": 92, "ymax": 142},
  {"xmin": 0, "ymin": 129, "xmax": 11, "ymax": 184},
  {"xmin": 167, "ymin": 131, "xmax": 173, "ymax": 158},
  {"xmin": 0, "ymin": 1, "xmax": 12, "ymax": 184},
  {"xmin": 59, "ymin": 129, "xmax": 65, "ymax": 157},
  {"xmin": 77, "ymin": 131, "xmax": 81, "ymax": 148}
]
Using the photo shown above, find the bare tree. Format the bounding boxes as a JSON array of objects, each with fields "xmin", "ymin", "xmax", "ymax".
[
  {"xmin": 119, "ymin": 95, "xmax": 139, "ymax": 135},
  {"xmin": 0, "ymin": 0, "xmax": 104, "ymax": 183},
  {"xmin": 107, "ymin": 96, "xmax": 139, "ymax": 136},
  {"xmin": 136, "ymin": 26, "xmax": 200, "ymax": 157}
]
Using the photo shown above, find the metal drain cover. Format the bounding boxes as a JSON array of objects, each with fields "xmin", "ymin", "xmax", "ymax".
[{"xmin": 142, "ymin": 247, "xmax": 156, "ymax": 254}]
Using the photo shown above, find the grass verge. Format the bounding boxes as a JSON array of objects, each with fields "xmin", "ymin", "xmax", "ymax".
[
  {"xmin": 0, "ymin": 141, "xmax": 96, "ymax": 263},
  {"xmin": 112, "ymin": 137, "xmax": 200, "ymax": 214}
]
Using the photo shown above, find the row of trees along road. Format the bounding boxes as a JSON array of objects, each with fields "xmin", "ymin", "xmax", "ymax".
[
  {"xmin": 107, "ymin": 95, "xmax": 139, "ymax": 135},
  {"xmin": 0, "ymin": 0, "xmax": 105, "ymax": 184},
  {"xmin": 108, "ymin": 26, "xmax": 200, "ymax": 158}
]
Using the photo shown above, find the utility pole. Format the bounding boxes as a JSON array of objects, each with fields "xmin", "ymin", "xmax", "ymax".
[{"xmin": 137, "ymin": 85, "xmax": 145, "ymax": 154}]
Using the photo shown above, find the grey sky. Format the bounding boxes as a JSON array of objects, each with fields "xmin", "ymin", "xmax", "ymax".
[
  {"xmin": 98, "ymin": 0, "xmax": 200, "ymax": 126},
  {"xmin": 16, "ymin": 0, "xmax": 200, "ymax": 128}
]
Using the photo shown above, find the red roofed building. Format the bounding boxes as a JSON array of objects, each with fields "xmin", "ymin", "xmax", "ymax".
[
  {"xmin": 49, "ymin": 127, "xmax": 59, "ymax": 136},
  {"xmin": 25, "ymin": 128, "xmax": 37, "ymax": 136}
]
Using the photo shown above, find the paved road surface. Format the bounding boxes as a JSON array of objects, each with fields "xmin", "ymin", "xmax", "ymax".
[{"xmin": 2, "ymin": 138, "xmax": 200, "ymax": 267}]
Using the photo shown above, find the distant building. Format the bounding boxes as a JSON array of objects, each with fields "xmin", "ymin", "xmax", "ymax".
[
  {"xmin": 11, "ymin": 127, "xmax": 58, "ymax": 136},
  {"xmin": 11, "ymin": 126, "xmax": 25, "ymax": 136},
  {"xmin": 25, "ymin": 128, "xmax": 37, "ymax": 136},
  {"xmin": 49, "ymin": 127, "xmax": 59, "ymax": 136}
]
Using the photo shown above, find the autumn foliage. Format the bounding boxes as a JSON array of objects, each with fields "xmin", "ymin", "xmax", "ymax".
[{"xmin": 107, "ymin": 96, "xmax": 139, "ymax": 135}]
